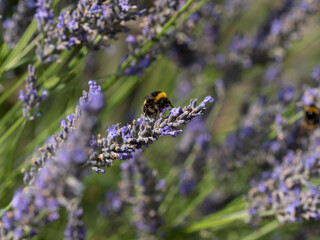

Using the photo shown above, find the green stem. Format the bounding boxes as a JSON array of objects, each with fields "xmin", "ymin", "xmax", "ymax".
[
  {"xmin": 4, "ymin": 120, "xmax": 26, "ymax": 174},
  {"xmin": 186, "ymin": 209, "xmax": 249, "ymax": 233},
  {"xmin": 171, "ymin": 172, "xmax": 218, "ymax": 226},
  {"xmin": 0, "ymin": 116, "xmax": 25, "ymax": 146},
  {"xmin": 0, "ymin": 102, "xmax": 21, "ymax": 135},
  {"xmin": 0, "ymin": 20, "xmax": 38, "ymax": 74},
  {"xmin": 0, "ymin": 76, "xmax": 26, "ymax": 106},
  {"xmin": 241, "ymin": 220, "xmax": 279, "ymax": 240},
  {"xmin": 2, "ymin": 36, "xmax": 38, "ymax": 72}
]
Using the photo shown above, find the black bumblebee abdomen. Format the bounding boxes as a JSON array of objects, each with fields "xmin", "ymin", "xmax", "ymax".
[
  {"xmin": 303, "ymin": 104, "xmax": 320, "ymax": 130},
  {"xmin": 305, "ymin": 109, "xmax": 319, "ymax": 123}
]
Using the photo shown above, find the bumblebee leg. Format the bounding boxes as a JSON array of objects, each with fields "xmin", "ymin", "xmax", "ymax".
[{"xmin": 169, "ymin": 99, "xmax": 173, "ymax": 108}]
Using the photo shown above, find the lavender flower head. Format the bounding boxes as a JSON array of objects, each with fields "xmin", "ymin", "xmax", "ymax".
[
  {"xmin": 216, "ymin": 0, "xmax": 320, "ymax": 72},
  {"xmin": 2, "ymin": 0, "xmax": 36, "ymax": 48},
  {"xmin": 301, "ymin": 84, "xmax": 320, "ymax": 106},
  {"xmin": 19, "ymin": 64, "xmax": 47, "ymax": 121},
  {"xmin": 88, "ymin": 95, "xmax": 214, "ymax": 173},
  {"xmin": 36, "ymin": 0, "xmax": 140, "ymax": 62},
  {"xmin": 64, "ymin": 206, "xmax": 86, "ymax": 240},
  {"xmin": 34, "ymin": 0, "xmax": 54, "ymax": 31},
  {"xmin": 98, "ymin": 152, "xmax": 166, "ymax": 238},
  {"xmin": 123, "ymin": 0, "xmax": 184, "ymax": 76},
  {"xmin": 176, "ymin": 116, "xmax": 211, "ymax": 196},
  {"xmin": 249, "ymin": 129, "xmax": 320, "ymax": 223},
  {"xmin": 311, "ymin": 64, "xmax": 320, "ymax": 83},
  {"xmin": 133, "ymin": 153, "xmax": 165, "ymax": 237}
]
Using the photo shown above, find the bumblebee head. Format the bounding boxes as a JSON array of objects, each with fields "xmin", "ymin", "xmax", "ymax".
[
  {"xmin": 150, "ymin": 91, "xmax": 163, "ymax": 98},
  {"xmin": 153, "ymin": 91, "xmax": 173, "ymax": 110}
]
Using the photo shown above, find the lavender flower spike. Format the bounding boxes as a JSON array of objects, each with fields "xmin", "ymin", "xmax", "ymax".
[
  {"xmin": 2, "ymin": 0, "xmax": 36, "ymax": 48},
  {"xmin": 36, "ymin": 0, "xmax": 140, "ymax": 62},
  {"xmin": 0, "ymin": 81, "xmax": 104, "ymax": 239},
  {"xmin": 98, "ymin": 153, "xmax": 166, "ymax": 237},
  {"xmin": 133, "ymin": 154, "xmax": 165, "ymax": 237},
  {"xmin": 19, "ymin": 64, "xmax": 47, "ymax": 121},
  {"xmin": 89, "ymin": 96, "xmax": 214, "ymax": 173}
]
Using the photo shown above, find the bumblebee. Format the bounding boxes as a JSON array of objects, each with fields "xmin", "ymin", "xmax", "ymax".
[
  {"xmin": 143, "ymin": 91, "xmax": 173, "ymax": 118},
  {"xmin": 303, "ymin": 104, "xmax": 320, "ymax": 130}
]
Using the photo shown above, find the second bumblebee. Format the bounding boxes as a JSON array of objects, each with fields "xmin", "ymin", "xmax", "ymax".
[
  {"xmin": 303, "ymin": 104, "xmax": 320, "ymax": 130},
  {"xmin": 143, "ymin": 91, "xmax": 173, "ymax": 118}
]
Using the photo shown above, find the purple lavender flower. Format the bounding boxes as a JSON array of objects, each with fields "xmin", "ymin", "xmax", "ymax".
[
  {"xmin": 98, "ymin": 191, "xmax": 124, "ymax": 216},
  {"xmin": 64, "ymin": 207, "xmax": 86, "ymax": 240},
  {"xmin": 172, "ymin": 115, "xmax": 212, "ymax": 198},
  {"xmin": 225, "ymin": 33, "xmax": 253, "ymax": 69},
  {"xmin": 36, "ymin": 0, "xmax": 140, "ymax": 62},
  {"xmin": 34, "ymin": 0, "xmax": 54, "ymax": 31},
  {"xmin": 215, "ymin": 0, "xmax": 320, "ymax": 76},
  {"xmin": 249, "ymin": 133, "xmax": 320, "ymax": 223},
  {"xmin": 264, "ymin": 64, "xmax": 282, "ymax": 83},
  {"xmin": 277, "ymin": 87, "xmax": 294, "ymax": 103},
  {"xmin": 121, "ymin": 0, "xmax": 182, "ymax": 76},
  {"xmin": 168, "ymin": 2, "xmax": 222, "ymax": 72},
  {"xmin": 125, "ymin": 34, "xmax": 136, "ymax": 43},
  {"xmin": 302, "ymin": 87, "xmax": 320, "ymax": 106},
  {"xmin": 98, "ymin": 153, "xmax": 165, "ymax": 237},
  {"xmin": 311, "ymin": 64, "xmax": 320, "ymax": 83},
  {"xmin": 132, "ymin": 154, "xmax": 165, "ymax": 237},
  {"xmin": 119, "ymin": 0, "xmax": 130, "ymax": 12},
  {"xmin": 252, "ymin": 0, "xmax": 320, "ymax": 63},
  {"xmin": 1, "ymin": 80, "xmax": 105, "ymax": 239},
  {"xmin": 179, "ymin": 171, "xmax": 196, "ymax": 196},
  {"xmin": 270, "ymin": 19, "xmax": 282, "ymax": 36},
  {"xmin": 19, "ymin": 64, "xmax": 47, "ymax": 121},
  {"xmin": 119, "ymin": 158, "xmax": 136, "ymax": 203},
  {"xmin": 2, "ymin": 0, "xmax": 36, "ymax": 48}
]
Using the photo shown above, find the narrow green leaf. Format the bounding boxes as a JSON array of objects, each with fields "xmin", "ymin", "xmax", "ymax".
[
  {"xmin": 3, "ymin": 120, "xmax": 26, "ymax": 174},
  {"xmin": 0, "ymin": 20, "xmax": 37, "ymax": 73},
  {"xmin": 0, "ymin": 74, "xmax": 26, "ymax": 106},
  {"xmin": 0, "ymin": 102, "xmax": 21, "ymax": 135},
  {"xmin": 0, "ymin": 116, "xmax": 25, "ymax": 146},
  {"xmin": 241, "ymin": 220, "xmax": 279, "ymax": 240},
  {"xmin": 186, "ymin": 209, "xmax": 249, "ymax": 233},
  {"xmin": 169, "ymin": 170, "xmax": 218, "ymax": 226}
]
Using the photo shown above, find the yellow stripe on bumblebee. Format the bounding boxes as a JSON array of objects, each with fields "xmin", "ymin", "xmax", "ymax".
[
  {"xmin": 154, "ymin": 92, "xmax": 167, "ymax": 103},
  {"xmin": 304, "ymin": 106, "xmax": 320, "ymax": 114}
]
